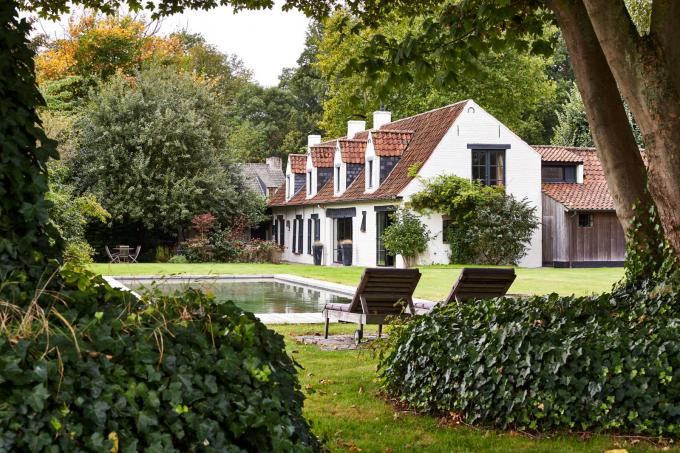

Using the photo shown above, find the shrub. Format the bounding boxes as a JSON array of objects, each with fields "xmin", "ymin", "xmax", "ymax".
[
  {"xmin": 63, "ymin": 240, "xmax": 95, "ymax": 265},
  {"xmin": 168, "ymin": 255, "xmax": 187, "ymax": 264},
  {"xmin": 155, "ymin": 245, "xmax": 171, "ymax": 263},
  {"xmin": 381, "ymin": 209, "xmax": 431, "ymax": 266},
  {"xmin": 379, "ymin": 282, "xmax": 680, "ymax": 436},
  {"xmin": 410, "ymin": 175, "xmax": 538, "ymax": 264},
  {"xmin": 0, "ymin": 266, "xmax": 321, "ymax": 451},
  {"xmin": 210, "ymin": 229, "xmax": 244, "ymax": 263}
]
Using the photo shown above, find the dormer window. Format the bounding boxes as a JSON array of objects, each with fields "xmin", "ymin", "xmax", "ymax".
[
  {"xmin": 542, "ymin": 165, "xmax": 577, "ymax": 183},
  {"xmin": 306, "ymin": 170, "xmax": 312, "ymax": 195},
  {"xmin": 286, "ymin": 175, "xmax": 292, "ymax": 198},
  {"xmin": 367, "ymin": 159, "xmax": 374, "ymax": 189}
]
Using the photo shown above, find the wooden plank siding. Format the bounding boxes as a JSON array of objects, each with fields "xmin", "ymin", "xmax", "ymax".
[
  {"xmin": 542, "ymin": 194, "xmax": 570, "ymax": 264},
  {"xmin": 542, "ymin": 194, "xmax": 625, "ymax": 267},
  {"xmin": 569, "ymin": 211, "xmax": 625, "ymax": 264}
]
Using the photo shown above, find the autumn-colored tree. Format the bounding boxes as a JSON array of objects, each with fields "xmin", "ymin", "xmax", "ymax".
[{"xmin": 35, "ymin": 12, "xmax": 182, "ymax": 83}]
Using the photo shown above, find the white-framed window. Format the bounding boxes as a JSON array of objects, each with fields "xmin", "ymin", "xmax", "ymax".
[
  {"xmin": 306, "ymin": 170, "xmax": 312, "ymax": 195},
  {"xmin": 367, "ymin": 159, "xmax": 374, "ymax": 189}
]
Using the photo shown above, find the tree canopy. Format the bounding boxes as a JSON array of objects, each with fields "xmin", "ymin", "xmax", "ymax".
[{"xmin": 70, "ymin": 66, "xmax": 264, "ymax": 235}]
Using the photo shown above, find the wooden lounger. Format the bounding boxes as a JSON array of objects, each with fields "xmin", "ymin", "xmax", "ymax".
[
  {"xmin": 413, "ymin": 267, "xmax": 516, "ymax": 311},
  {"xmin": 323, "ymin": 268, "xmax": 421, "ymax": 343}
]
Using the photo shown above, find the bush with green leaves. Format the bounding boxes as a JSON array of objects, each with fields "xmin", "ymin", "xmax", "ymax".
[
  {"xmin": 0, "ymin": 266, "xmax": 321, "ymax": 451},
  {"xmin": 70, "ymin": 66, "xmax": 265, "ymax": 237},
  {"xmin": 381, "ymin": 209, "xmax": 431, "ymax": 266},
  {"xmin": 410, "ymin": 175, "xmax": 538, "ymax": 265},
  {"xmin": 379, "ymin": 281, "xmax": 680, "ymax": 436},
  {"xmin": 167, "ymin": 255, "xmax": 187, "ymax": 264}
]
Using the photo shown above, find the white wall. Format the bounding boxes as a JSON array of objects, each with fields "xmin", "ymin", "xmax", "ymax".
[
  {"xmin": 272, "ymin": 201, "xmax": 402, "ymax": 267},
  {"xmin": 400, "ymin": 100, "xmax": 543, "ymax": 267}
]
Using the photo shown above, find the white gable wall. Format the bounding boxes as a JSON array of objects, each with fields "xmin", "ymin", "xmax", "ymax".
[{"xmin": 400, "ymin": 100, "xmax": 543, "ymax": 267}]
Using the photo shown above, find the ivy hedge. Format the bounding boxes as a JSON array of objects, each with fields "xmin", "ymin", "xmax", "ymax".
[
  {"xmin": 0, "ymin": 266, "xmax": 321, "ymax": 451},
  {"xmin": 379, "ymin": 281, "xmax": 680, "ymax": 436}
]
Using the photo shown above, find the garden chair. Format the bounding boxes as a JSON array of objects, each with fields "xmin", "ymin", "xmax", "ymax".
[
  {"xmin": 129, "ymin": 246, "xmax": 141, "ymax": 263},
  {"xmin": 323, "ymin": 268, "xmax": 421, "ymax": 344},
  {"xmin": 413, "ymin": 267, "xmax": 516, "ymax": 311},
  {"xmin": 105, "ymin": 246, "xmax": 119, "ymax": 263},
  {"xmin": 117, "ymin": 246, "xmax": 130, "ymax": 263}
]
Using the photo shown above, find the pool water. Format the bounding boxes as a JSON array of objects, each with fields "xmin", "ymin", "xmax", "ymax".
[{"xmin": 120, "ymin": 278, "xmax": 351, "ymax": 314}]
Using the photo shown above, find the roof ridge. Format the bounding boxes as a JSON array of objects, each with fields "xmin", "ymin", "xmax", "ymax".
[
  {"xmin": 373, "ymin": 129, "xmax": 415, "ymax": 134},
  {"xmin": 383, "ymin": 100, "xmax": 469, "ymax": 126},
  {"xmin": 532, "ymin": 144, "xmax": 597, "ymax": 151}
]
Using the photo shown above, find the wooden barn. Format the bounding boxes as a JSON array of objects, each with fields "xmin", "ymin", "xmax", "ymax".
[{"xmin": 535, "ymin": 146, "xmax": 626, "ymax": 267}]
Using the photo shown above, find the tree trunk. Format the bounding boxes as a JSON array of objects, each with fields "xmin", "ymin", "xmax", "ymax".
[
  {"xmin": 547, "ymin": 0, "xmax": 662, "ymax": 264},
  {"xmin": 582, "ymin": 0, "xmax": 680, "ymax": 260}
]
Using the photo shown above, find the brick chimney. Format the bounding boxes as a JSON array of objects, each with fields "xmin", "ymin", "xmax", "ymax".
[{"xmin": 266, "ymin": 156, "xmax": 282, "ymax": 172}]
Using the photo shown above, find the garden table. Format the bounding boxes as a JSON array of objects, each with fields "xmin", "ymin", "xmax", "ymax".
[{"xmin": 115, "ymin": 245, "xmax": 131, "ymax": 263}]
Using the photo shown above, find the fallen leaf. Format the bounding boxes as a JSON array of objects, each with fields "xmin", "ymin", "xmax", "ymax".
[{"xmin": 358, "ymin": 385, "xmax": 364, "ymax": 394}]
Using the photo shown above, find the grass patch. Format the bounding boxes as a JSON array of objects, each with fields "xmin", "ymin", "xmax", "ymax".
[
  {"xmin": 89, "ymin": 262, "xmax": 624, "ymax": 298},
  {"xmin": 274, "ymin": 323, "xmax": 678, "ymax": 453}
]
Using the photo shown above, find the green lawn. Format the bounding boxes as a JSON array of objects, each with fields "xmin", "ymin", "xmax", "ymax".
[
  {"xmin": 89, "ymin": 262, "xmax": 624, "ymax": 299},
  {"xmin": 273, "ymin": 323, "xmax": 675, "ymax": 453}
]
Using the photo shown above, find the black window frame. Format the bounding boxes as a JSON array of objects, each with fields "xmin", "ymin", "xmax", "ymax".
[
  {"xmin": 293, "ymin": 215, "xmax": 303, "ymax": 254},
  {"xmin": 442, "ymin": 217, "xmax": 452, "ymax": 244},
  {"xmin": 367, "ymin": 159, "xmax": 374, "ymax": 189},
  {"xmin": 360, "ymin": 211, "xmax": 367, "ymax": 232},
  {"xmin": 542, "ymin": 165, "xmax": 577, "ymax": 183},
  {"xmin": 471, "ymin": 149, "xmax": 506, "ymax": 186},
  {"xmin": 277, "ymin": 215, "xmax": 285, "ymax": 247},
  {"xmin": 578, "ymin": 212, "xmax": 593, "ymax": 228},
  {"xmin": 307, "ymin": 218, "xmax": 312, "ymax": 254},
  {"xmin": 306, "ymin": 170, "xmax": 312, "ymax": 195},
  {"xmin": 335, "ymin": 165, "xmax": 341, "ymax": 192}
]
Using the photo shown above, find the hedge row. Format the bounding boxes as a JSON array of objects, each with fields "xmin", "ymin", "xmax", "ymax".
[
  {"xmin": 0, "ymin": 266, "xmax": 321, "ymax": 451},
  {"xmin": 379, "ymin": 281, "xmax": 680, "ymax": 436}
]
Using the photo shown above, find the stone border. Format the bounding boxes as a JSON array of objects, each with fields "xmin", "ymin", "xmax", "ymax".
[{"xmin": 104, "ymin": 274, "xmax": 438, "ymax": 323}]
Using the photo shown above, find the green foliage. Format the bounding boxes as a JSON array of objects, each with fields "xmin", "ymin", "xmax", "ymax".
[
  {"xmin": 154, "ymin": 245, "xmax": 171, "ymax": 263},
  {"xmin": 167, "ymin": 255, "xmax": 187, "ymax": 264},
  {"xmin": 623, "ymin": 203, "xmax": 679, "ymax": 286},
  {"xmin": 0, "ymin": 1, "xmax": 62, "ymax": 288},
  {"xmin": 63, "ymin": 240, "xmax": 96, "ymax": 265},
  {"xmin": 317, "ymin": 11, "xmax": 558, "ymax": 144},
  {"xmin": 381, "ymin": 209, "xmax": 431, "ymax": 263},
  {"xmin": 411, "ymin": 175, "xmax": 538, "ymax": 265},
  {"xmin": 0, "ymin": 265, "xmax": 321, "ymax": 451},
  {"xmin": 552, "ymin": 83, "xmax": 644, "ymax": 148},
  {"xmin": 47, "ymin": 162, "xmax": 110, "ymax": 259},
  {"xmin": 379, "ymin": 282, "xmax": 680, "ymax": 436},
  {"xmin": 70, "ymin": 66, "xmax": 265, "ymax": 235}
]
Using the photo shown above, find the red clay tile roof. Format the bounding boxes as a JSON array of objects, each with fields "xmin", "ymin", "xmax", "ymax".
[
  {"xmin": 310, "ymin": 143, "xmax": 336, "ymax": 167},
  {"xmin": 288, "ymin": 154, "xmax": 307, "ymax": 174},
  {"xmin": 533, "ymin": 145, "xmax": 583, "ymax": 162},
  {"xmin": 542, "ymin": 182, "xmax": 614, "ymax": 211},
  {"xmin": 371, "ymin": 130, "xmax": 414, "ymax": 157},
  {"xmin": 339, "ymin": 139, "xmax": 367, "ymax": 164},
  {"xmin": 538, "ymin": 147, "xmax": 615, "ymax": 210},
  {"xmin": 268, "ymin": 101, "xmax": 467, "ymax": 207}
]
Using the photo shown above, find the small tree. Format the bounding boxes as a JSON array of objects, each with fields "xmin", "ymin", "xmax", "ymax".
[
  {"xmin": 411, "ymin": 175, "xmax": 539, "ymax": 265},
  {"xmin": 381, "ymin": 209, "xmax": 431, "ymax": 268}
]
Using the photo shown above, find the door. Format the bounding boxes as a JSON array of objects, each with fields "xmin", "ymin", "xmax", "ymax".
[
  {"xmin": 376, "ymin": 211, "xmax": 395, "ymax": 266},
  {"xmin": 333, "ymin": 217, "xmax": 353, "ymax": 263}
]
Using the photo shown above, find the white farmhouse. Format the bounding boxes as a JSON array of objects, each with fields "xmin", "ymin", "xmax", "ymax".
[{"xmin": 268, "ymin": 100, "xmax": 543, "ymax": 268}]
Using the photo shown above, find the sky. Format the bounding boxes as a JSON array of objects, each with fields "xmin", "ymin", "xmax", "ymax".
[{"xmin": 33, "ymin": 2, "xmax": 310, "ymax": 87}]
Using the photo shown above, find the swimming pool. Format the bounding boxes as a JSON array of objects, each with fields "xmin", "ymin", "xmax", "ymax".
[{"xmin": 115, "ymin": 276, "xmax": 352, "ymax": 314}]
